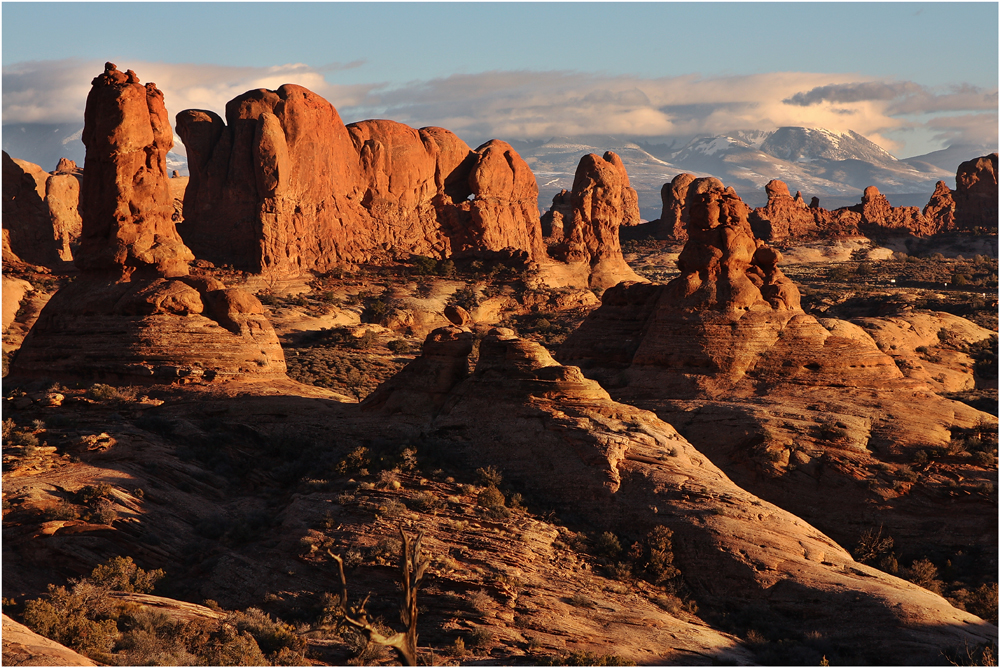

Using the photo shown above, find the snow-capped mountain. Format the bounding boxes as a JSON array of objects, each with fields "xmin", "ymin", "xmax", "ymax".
[{"xmin": 518, "ymin": 127, "xmax": 975, "ymax": 217}]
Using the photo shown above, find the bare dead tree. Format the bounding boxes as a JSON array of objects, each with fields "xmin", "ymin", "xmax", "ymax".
[{"xmin": 328, "ymin": 527, "xmax": 429, "ymax": 666}]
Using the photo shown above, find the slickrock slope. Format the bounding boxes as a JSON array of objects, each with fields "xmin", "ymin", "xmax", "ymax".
[
  {"xmin": 954, "ymin": 153, "xmax": 998, "ymax": 232},
  {"xmin": 8, "ymin": 64, "xmax": 285, "ymax": 384},
  {"xmin": 2, "ymin": 614, "xmax": 97, "ymax": 666},
  {"xmin": 366, "ymin": 326, "xmax": 996, "ymax": 664},
  {"xmin": 543, "ymin": 151, "xmax": 643, "ymax": 288},
  {"xmin": 559, "ymin": 184, "xmax": 996, "ymax": 557},
  {"xmin": 177, "ymin": 87, "xmax": 544, "ymax": 275}
]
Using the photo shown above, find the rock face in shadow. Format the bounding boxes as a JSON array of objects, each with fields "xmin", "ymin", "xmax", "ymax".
[
  {"xmin": 177, "ymin": 86, "xmax": 544, "ymax": 276},
  {"xmin": 2, "ymin": 152, "xmax": 80, "ymax": 267},
  {"xmin": 8, "ymin": 64, "xmax": 286, "ymax": 385},
  {"xmin": 544, "ymin": 152, "xmax": 643, "ymax": 288},
  {"xmin": 364, "ymin": 325, "xmax": 997, "ymax": 664},
  {"xmin": 558, "ymin": 185, "xmax": 996, "ymax": 558},
  {"xmin": 954, "ymin": 153, "xmax": 998, "ymax": 232}
]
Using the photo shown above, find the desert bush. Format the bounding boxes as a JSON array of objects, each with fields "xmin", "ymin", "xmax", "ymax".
[
  {"xmin": 467, "ymin": 589, "xmax": 492, "ymax": 613},
  {"xmin": 42, "ymin": 500, "xmax": 81, "ymax": 521},
  {"xmin": 449, "ymin": 283, "xmax": 480, "ymax": 311},
  {"xmin": 553, "ymin": 650, "xmax": 636, "ymax": 666},
  {"xmin": 633, "ymin": 526, "xmax": 680, "ymax": 585},
  {"xmin": 336, "ymin": 446, "xmax": 371, "ymax": 476},
  {"xmin": 411, "ymin": 255, "xmax": 439, "ymax": 276},
  {"xmin": 853, "ymin": 526, "xmax": 895, "ymax": 565},
  {"xmin": 387, "ymin": 338, "xmax": 411, "ymax": 354},
  {"xmin": 475, "ymin": 465, "xmax": 503, "ymax": 487},
  {"xmin": 76, "ymin": 484, "xmax": 114, "ymax": 505},
  {"xmin": 89, "ymin": 556, "xmax": 164, "ymax": 594},
  {"xmin": 377, "ymin": 498, "xmax": 406, "ymax": 519},
  {"xmin": 567, "ymin": 593, "xmax": 595, "ymax": 608},
  {"xmin": 465, "ymin": 626, "xmax": 494, "ymax": 651},
  {"xmin": 23, "ymin": 584, "xmax": 120, "ymax": 661},
  {"xmin": 226, "ymin": 608, "xmax": 306, "ymax": 664},
  {"xmin": 86, "ymin": 384, "xmax": 138, "ymax": 404},
  {"xmin": 906, "ymin": 558, "xmax": 944, "ymax": 594},
  {"xmin": 594, "ymin": 532, "xmax": 623, "ymax": 560}
]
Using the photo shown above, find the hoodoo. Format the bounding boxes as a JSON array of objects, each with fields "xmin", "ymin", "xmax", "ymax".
[
  {"xmin": 543, "ymin": 151, "xmax": 643, "ymax": 288},
  {"xmin": 8, "ymin": 64, "xmax": 286, "ymax": 384}
]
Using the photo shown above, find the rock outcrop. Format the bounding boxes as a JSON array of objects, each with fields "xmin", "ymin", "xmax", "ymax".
[
  {"xmin": 365, "ymin": 325, "xmax": 997, "ymax": 664},
  {"xmin": 954, "ymin": 153, "xmax": 998, "ymax": 232},
  {"xmin": 3, "ymin": 152, "xmax": 67, "ymax": 267},
  {"xmin": 544, "ymin": 152, "xmax": 643, "ymax": 288},
  {"xmin": 749, "ymin": 179, "xmax": 817, "ymax": 241},
  {"xmin": 177, "ymin": 86, "xmax": 544, "ymax": 276},
  {"xmin": 650, "ymin": 173, "xmax": 723, "ymax": 242},
  {"xmin": 8, "ymin": 64, "xmax": 285, "ymax": 385},
  {"xmin": 922, "ymin": 180, "xmax": 956, "ymax": 230},
  {"xmin": 559, "ymin": 184, "xmax": 996, "ymax": 558}
]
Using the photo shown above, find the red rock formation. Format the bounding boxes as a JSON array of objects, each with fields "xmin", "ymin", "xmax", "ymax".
[
  {"xmin": 954, "ymin": 153, "xmax": 998, "ymax": 232},
  {"xmin": 922, "ymin": 180, "xmax": 956, "ymax": 231},
  {"xmin": 3, "ymin": 153, "xmax": 86, "ymax": 265},
  {"xmin": 177, "ymin": 87, "xmax": 544, "ymax": 275},
  {"xmin": 78, "ymin": 64, "xmax": 193, "ymax": 278},
  {"xmin": 748, "ymin": 179, "xmax": 817, "ymax": 242},
  {"xmin": 559, "ymin": 183, "xmax": 994, "ymax": 562},
  {"xmin": 2, "ymin": 152, "xmax": 62, "ymax": 267},
  {"xmin": 8, "ymin": 64, "xmax": 285, "ymax": 385},
  {"xmin": 855, "ymin": 185, "xmax": 936, "ymax": 236},
  {"xmin": 540, "ymin": 189, "xmax": 571, "ymax": 241},
  {"xmin": 365, "ymin": 325, "xmax": 996, "ymax": 664},
  {"xmin": 545, "ymin": 151, "xmax": 642, "ymax": 288},
  {"xmin": 650, "ymin": 173, "xmax": 723, "ymax": 242}
]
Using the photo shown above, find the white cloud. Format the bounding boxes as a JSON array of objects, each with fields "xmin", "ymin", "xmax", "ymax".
[
  {"xmin": 2, "ymin": 59, "xmax": 377, "ymax": 125},
  {"xmin": 4, "ymin": 60, "xmax": 996, "ymax": 157}
]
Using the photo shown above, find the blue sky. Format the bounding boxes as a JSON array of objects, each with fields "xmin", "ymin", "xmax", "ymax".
[{"xmin": 3, "ymin": 2, "xmax": 998, "ymax": 157}]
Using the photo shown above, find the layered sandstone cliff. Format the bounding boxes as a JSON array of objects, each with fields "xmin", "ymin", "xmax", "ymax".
[
  {"xmin": 8, "ymin": 64, "xmax": 285, "ymax": 384},
  {"xmin": 177, "ymin": 86, "xmax": 544, "ymax": 275}
]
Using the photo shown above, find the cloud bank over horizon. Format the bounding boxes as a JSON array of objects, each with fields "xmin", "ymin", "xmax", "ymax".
[{"xmin": 3, "ymin": 59, "xmax": 996, "ymax": 159}]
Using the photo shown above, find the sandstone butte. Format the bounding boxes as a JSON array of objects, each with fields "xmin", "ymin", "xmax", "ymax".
[
  {"xmin": 650, "ymin": 153, "xmax": 999, "ymax": 243},
  {"xmin": 176, "ymin": 87, "xmax": 548, "ymax": 276},
  {"xmin": 355, "ymin": 324, "xmax": 997, "ymax": 663},
  {"xmin": 7, "ymin": 63, "xmax": 286, "ymax": 385},
  {"xmin": 559, "ymin": 183, "xmax": 996, "ymax": 559}
]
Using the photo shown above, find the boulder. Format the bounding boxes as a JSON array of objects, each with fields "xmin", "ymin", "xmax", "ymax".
[
  {"xmin": 7, "ymin": 64, "xmax": 286, "ymax": 385},
  {"xmin": 2, "ymin": 614, "xmax": 97, "ymax": 666},
  {"xmin": 544, "ymin": 151, "xmax": 643, "ymax": 289}
]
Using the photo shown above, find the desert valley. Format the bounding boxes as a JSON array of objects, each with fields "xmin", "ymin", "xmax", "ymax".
[{"xmin": 1, "ymin": 58, "xmax": 997, "ymax": 667}]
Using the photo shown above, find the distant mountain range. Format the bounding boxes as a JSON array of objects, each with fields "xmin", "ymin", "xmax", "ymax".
[
  {"xmin": 4, "ymin": 122, "xmax": 994, "ymax": 220},
  {"xmin": 511, "ymin": 128, "xmax": 996, "ymax": 218}
]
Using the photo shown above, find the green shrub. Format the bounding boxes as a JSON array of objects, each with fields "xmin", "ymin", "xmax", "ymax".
[
  {"xmin": 594, "ymin": 532, "xmax": 623, "ymax": 560},
  {"xmin": 86, "ymin": 384, "xmax": 137, "ymax": 403},
  {"xmin": 226, "ymin": 608, "xmax": 306, "ymax": 664},
  {"xmin": 477, "ymin": 485, "xmax": 505, "ymax": 510},
  {"xmin": 89, "ymin": 556, "xmax": 164, "ymax": 594}
]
